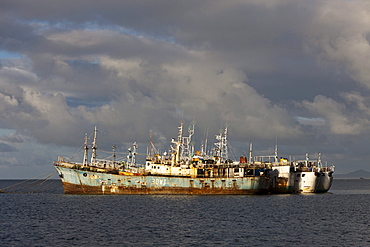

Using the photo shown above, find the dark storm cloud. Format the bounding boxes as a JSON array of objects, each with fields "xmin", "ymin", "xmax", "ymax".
[{"xmin": 0, "ymin": 0, "xmax": 370, "ymax": 178}]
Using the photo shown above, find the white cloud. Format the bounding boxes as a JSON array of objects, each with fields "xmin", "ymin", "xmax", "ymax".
[
  {"xmin": 302, "ymin": 95, "xmax": 369, "ymax": 135},
  {"xmin": 295, "ymin": 117, "xmax": 326, "ymax": 126},
  {"xmin": 305, "ymin": 0, "xmax": 370, "ymax": 87},
  {"xmin": 342, "ymin": 91, "xmax": 370, "ymax": 116}
]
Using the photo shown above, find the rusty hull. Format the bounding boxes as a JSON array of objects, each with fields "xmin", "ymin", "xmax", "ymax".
[
  {"xmin": 269, "ymin": 177, "xmax": 294, "ymax": 194},
  {"xmin": 61, "ymin": 181, "xmax": 269, "ymax": 195},
  {"xmin": 55, "ymin": 165, "xmax": 272, "ymax": 195}
]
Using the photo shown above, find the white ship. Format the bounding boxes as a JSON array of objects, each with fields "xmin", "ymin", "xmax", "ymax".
[
  {"xmin": 249, "ymin": 145, "xmax": 334, "ymax": 193},
  {"xmin": 291, "ymin": 152, "xmax": 334, "ymax": 193}
]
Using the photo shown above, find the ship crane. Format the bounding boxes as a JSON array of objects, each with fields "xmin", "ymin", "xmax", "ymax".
[
  {"xmin": 181, "ymin": 120, "xmax": 195, "ymax": 161},
  {"xmin": 91, "ymin": 126, "xmax": 98, "ymax": 165},
  {"xmin": 147, "ymin": 129, "xmax": 160, "ymax": 158},
  {"xmin": 127, "ymin": 142, "xmax": 138, "ymax": 166},
  {"xmin": 214, "ymin": 125, "xmax": 228, "ymax": 163},
  {"xmin": 170, "ymin": 121, "xmax": 183, "ymax": 165},
  {"xmin": 83, "ymin": 133, "xmax": 89, "ymax": 166}
]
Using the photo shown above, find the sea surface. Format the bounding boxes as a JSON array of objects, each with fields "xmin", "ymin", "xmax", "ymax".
[{"xmin": 1, "ymin": 179, "xmax": 370, "ymax": 246}]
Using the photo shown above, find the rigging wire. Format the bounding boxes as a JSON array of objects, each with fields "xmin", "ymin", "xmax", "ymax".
[
  {"xmin": 1, "ymin": 170, "xmax": 56, "ymax": 190},
  {"xmin": 0, "ymin": 170, "xmax": 58, "ymax": 194},
  {"xmin": 228, "ymin": 142, "xmax": 239, "ymax": 161},
  {"xmin": 3, "ymin": 172, "xmax": 57, "ymax": 193}
]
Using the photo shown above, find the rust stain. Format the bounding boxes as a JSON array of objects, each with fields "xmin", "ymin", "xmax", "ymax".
[{"xmin": 62, "ymin": 182, "xmax": 268, "ymax": 195}]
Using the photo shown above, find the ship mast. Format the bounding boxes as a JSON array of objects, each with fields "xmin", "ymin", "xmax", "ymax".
[
  {"xmin": 305, "ymin": 152, "xmax": 309, "ymax": 166},
  {"xmin": 171, "ymin": 121, "xmax": 183, "ymax": 165},
  {"xmin": 215, "ymin": 125, "xmax": 228, "ymax": 163},
  {"xmin": 202, "ymin": 127, "xmax": 209, "ymax": 157},
  {"xmin": 127, "ymin": 142, "xmax": 137, "ymax": 166},
  {"xmin": 148, "ymin": 129, "xmax": 153, "ymax": 158},
  {"xmin": 223, "ymin": 126, "xmax": 228, "ymax": 161},
  {"xmin": 317, "ymin": 152, "xmax": 322, "ymax": 167},
  {"xmin": 147, "ymin": 129, "xmax": 159, "ymax": 159},
  {"xmin": 112, "ymin": 144, "xmax": 116, "ymax": 168},
  {"xmin": 83, "ymin": 133, "xmax": 89, "ymax": 166},
  {"xmin": 249, "ymin": 142, "xmax": 253, "ymax": 164},
  {"xmin": 91, "ymin": 126, "xmax": 97, "ymax": 165},
  {"xmin": 181, "ymin": 121, "xmax": 195, "ymax": 160},
  {"xmin": 274, "ymin": 144, "xmax": 279, "ymax": 163}
]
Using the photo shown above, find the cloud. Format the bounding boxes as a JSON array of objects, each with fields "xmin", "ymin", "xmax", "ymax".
[
  {"xmin": 295, "ymin": 117, "xmax": 326, "ymax": 126},
  {"xmin": 342, "ymin": 91, "xmax": 370, "ymax": 116},
  {"xmin": 0, "ymin": 142, "xmax": 17, "ymax": 152},
  {"xmin": 0, "ymin": 17, "xmax": 305, "ymax": 147},
  {"xmin": 1, "ymin": 0, "xmax": 370, "ymax": 177},
  {"xmin": 71, "ymin": 55, "xmax": 303, "ymax": 142},
  {"xmin": 304, "ymin": 0, "xmax": 370, "ymax": 87},
  {"xmin": 302, "ymin": 94, "xmax": 370, "ymax": 135},
  {"xmin": 0, "ymin": 132, "xmax": 24, "ymax": 144}
]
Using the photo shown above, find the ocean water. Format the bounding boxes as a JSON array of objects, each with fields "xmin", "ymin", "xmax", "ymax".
[{"xmin": 1, "ymin": 179, "xmax": 370, "ymax": 246}]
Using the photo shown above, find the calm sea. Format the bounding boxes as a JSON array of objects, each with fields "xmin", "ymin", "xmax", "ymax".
[{"xmin": 1, "ymin": 179, "xmax": 370, "ymax": 246}]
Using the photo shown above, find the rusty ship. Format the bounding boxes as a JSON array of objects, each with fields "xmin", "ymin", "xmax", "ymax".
[
  {"xmin": 54, "ymin": 123, "xmax": 277, "ymax": 195},
  {"xmin": 54, "ymin": 122, "xmax": 334, "ymax": 194}
]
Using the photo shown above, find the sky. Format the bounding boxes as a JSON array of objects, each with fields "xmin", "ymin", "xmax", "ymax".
[{"xmin": 1, "ymin": 0, "xmax": 370, "ymax": 178}]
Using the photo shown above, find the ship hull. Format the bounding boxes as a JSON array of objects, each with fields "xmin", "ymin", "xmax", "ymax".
[
  {"xmin": 270, "ymin": 163, "xmax": 334, "ymax": 193},
  {"xmin": 292, "ymin": 171, "xmax": 333, "ymax": 193},
  {"xmin": 270, "ymin": 165, "xmax": 295, "ymax": 194},
  {"xmin": 55, "ymin": 165, "xmax": 272, "ymax": 195},
  {"xmin": 271, "ymin": 177, "xmax": 295, "ymax": 194},
  {"xmin": 271, "ymin": 172, "xmax": 333, "ymax": 194}
]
